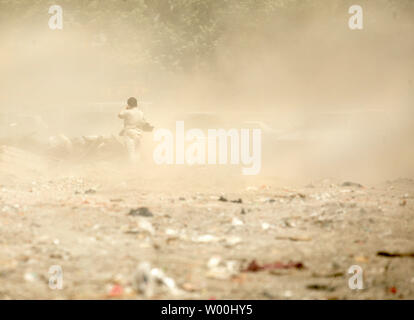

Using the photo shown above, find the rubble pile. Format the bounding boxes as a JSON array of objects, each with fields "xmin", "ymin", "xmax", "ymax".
[{"xmin": 48, "ymin": 134, "xmax": 125, "ymax": 161}]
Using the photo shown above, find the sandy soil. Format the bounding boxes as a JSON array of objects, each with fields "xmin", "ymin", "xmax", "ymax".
[{"xmin": 0, "ymin": 146, "xmax": 413, "ymax": 300}]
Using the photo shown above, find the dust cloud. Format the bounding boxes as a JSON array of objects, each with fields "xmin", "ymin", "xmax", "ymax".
[
  {"xmin": 1, "ymin": 1, "xmax": 414, "ymax": 301},
  {"xmin": 0, "ymin": 0, "xmax": 413, "ymax": 187}
]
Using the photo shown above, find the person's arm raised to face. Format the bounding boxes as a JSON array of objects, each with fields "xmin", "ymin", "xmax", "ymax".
[{"xmin": 118, "ymin": 106, "xmax": 128, "ymax": 119}]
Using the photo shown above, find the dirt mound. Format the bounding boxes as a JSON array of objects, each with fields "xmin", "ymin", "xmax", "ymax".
[{"xmin": 0, "ymin": 145, "xmax": 51, "ymax": 183}]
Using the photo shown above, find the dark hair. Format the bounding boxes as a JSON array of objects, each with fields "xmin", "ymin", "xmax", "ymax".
[{"xmin": 127, "ymin": 97, "xmax": 138, "ymax": 108}]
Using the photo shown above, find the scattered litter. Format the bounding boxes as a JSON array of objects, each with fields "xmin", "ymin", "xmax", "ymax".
[
  {"xmin": 231, "ymin": 217, "xmax": 244, "ymax": 226},
  {"xmin": 377, "ymin": 251, "xmax": 414, "ymax": 258},
  {"xmin": 123, "ymin": 227, "xmax": 140, "ymax": 235},
  {"xmin": 181, "ymin": 282, "xmax": 198, "ymax": 292},
  {"xmin": 306, "ymin": 284, "xmax": 336, "ymax": 292},
  {"xmin": 206, "ymin": 256, "xmax": 239, "ymax": 280},
  {"xmin": 123, "ymin": 219, "xmax": 155, "ymax": 235},
  {"xmin": 138, "ymin": 220, "xmax": 155, "ymax": 235},
  {"xmin": 207, "ymin": 256, "xmax": 221, "ymax": 269},
  {"xmin": 261, "ymin": 222, "xmax": 271, "ymax": 230},
  {"xmin": 24, "ymin": 272, "xmax": 38, "ymax": 282},
  {"xmin": 165, "ymin": 229, "xmax": 178, "ymax": 236},
  {"xmin": 243, "ymin": 260, "xmax": 305, "ymax": 272},
  {"xmin": 341, "ymin": 181, "xmax": 363, "ymax": 188},
  {"xmin": 133, "ymin": 262, "xmax": 183, "ymax": 297},
  {"xmin": 218, "ymin": 196, "xmax": 241, "ymax": 203},
  {"xmin": 222, "ymin": 236, "xmax": 242, "ymax": 247},
  {"xmin": 281, "ymin": 220, "xmax": 296, "ymax": 228},
  {"xmin": 112, "ymin": 273, "xmax": 126, "ymax": 285},
  {"xmin": 274, "ymin": 192, "xmax": 306, "ymax": 200},
  {"xmin": 165, "ymin": 229, "xmax": 181, "ymax": 243},
  {"xmin": 192, "ymin": 235, "xmax": 220, "ymax": 243},
  {"xmin": 107, "ymin": 284, "xmax": 124, "ymax": 297},
  {"xmin": 388, "ymin": 286, "xmax": 397, "ymax": 294},
  {"xmin": 312, "ymin": 192, "xmax": 333, "ymax": 201},
  {"xmin": 262, "ymin": 291, "xmax": 274, "ymax": 299},
  {"xmin": 275, "ymin": 236, "xmax": 312, "ymax": 242},
  {"xmin": 128, "ymin": 207, "xmax": 154, "ymax": 217},
  {"xmin": 311, "ymin": 272, "xmax": 344, "ymax": 278}
]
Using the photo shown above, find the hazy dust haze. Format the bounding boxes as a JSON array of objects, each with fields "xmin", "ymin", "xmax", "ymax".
[
  {"xmin": 0, "ymin": 0, "xmax": 413, "ymax": 186},
  {"xmin": 1, "ymin": 1, "xmax": 414, "ymax": 302}
]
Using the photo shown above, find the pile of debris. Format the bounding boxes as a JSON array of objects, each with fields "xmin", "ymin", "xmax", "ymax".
[{"xmin": 48, "ymin": 134, "xmax": 125, "ymax": 160}]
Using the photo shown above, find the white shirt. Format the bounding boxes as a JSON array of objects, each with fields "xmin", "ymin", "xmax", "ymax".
[{"xmin": 118, "ymin": 107, "xmax": 146, "ymax": 130}]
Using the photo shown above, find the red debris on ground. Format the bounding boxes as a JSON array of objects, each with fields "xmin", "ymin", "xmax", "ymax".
[
  {"xmin": 389, "ymin": 287, "xmax": 397, "ymax": 294},
  {"xmin": 108, "ymin": 284, "xmax": 124, "ymax": 297}
]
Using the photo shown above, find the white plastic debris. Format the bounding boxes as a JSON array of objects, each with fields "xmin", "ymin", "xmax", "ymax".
[
  {"xmin": 133, "ymin": 262, "xmax": 183, "ymax": 297},
  {"xmin": 192, "ymin": 234, "xmax": 220, "ymax": 243},
  {"xmin": 24, "ymin": 272, "xmax": 38, "ymax": 282},
  {"xmin": 206, "ymin": 256, "xmax": 239, "ymax": 280},
  {"xmin": 138, "ymin": 219, "xmax": 155, "ymax": 235},
  {"xmin": 223, "ymin": 236, "xmax": 242, "ymax": 247},
  {"xmin": 231, "ymin": 217, "xmax": 244, "ymax": 226},
  {"xmin": 261, "ymin": 222, "xmax": 271, "ymax": 230},
  {"xmin": 165, "ymin": 228, "xmax": 178, "ymax": 236}
]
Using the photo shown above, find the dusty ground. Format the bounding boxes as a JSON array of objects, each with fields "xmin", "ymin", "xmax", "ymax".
[{"xmin": 0, "ymin": 146, "xmax": 413, "ymax": 300}]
